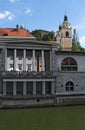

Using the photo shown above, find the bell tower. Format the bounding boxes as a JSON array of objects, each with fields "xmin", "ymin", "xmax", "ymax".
[{"xmin": 56, "ymin": 14, "xmax": 72, "ymax": 51}]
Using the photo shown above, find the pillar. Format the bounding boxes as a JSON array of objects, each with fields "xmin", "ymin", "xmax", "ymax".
[
  {"xmin": 32, "ymin": 50, "xmax": 35, "ymax": 71},
  {"xmin": 41, "ymin": 50, "xmax": 45, "ymax": 71},
  {"xmin": 5, "ymin": 48, "xmax": 7, "ymax": 70},
  {"xmin": 42, "ymin": 81, "xmax": 45, "ymax": 95},
  {"xmin": 23, "ymin": 81, "xmax": 26, "ymax": 96},
  {"xmin": 50, "ymin": 50, "xmax": 52, "ymax": 71},
  {"xmin": 23, "ymin": 49, "xmax": 26, "ymax": 71},
  {"xmin": 3, "ymin": 82, "xmax": 6, "ymax": 96},
  {"xmin": 33, "ymin": 81, "xmax": 36, "ymax": 95},
  {"xmin": 14, "ymin": 49, "xmax": 17, "ymax": 71},
  {"xmin": 51, "ymin": 81, "xmax": 55, "ymax": 95},
  {"xmin": 13, "ymin": 81, "xmax": 16, "ymax": 96}
]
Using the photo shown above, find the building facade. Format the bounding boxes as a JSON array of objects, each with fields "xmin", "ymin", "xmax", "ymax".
[
  {"xmin": 0, "ymin": 16, "xmax": 85, "ymax": 108},
  {"xmin": 0, "ymin": 29, "xmax": 57, "ymax": 107}
]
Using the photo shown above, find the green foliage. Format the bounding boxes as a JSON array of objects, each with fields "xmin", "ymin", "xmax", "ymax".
[
  {"xmin": 42, "ymin": 32, "xmax": 54, "ymax": 41},
  {"xmin": 31, "ymin": 30, "xmax": 54, "ymax": 41},
  {"xmin": 31, "ymin": 30, "xmax": 42, "ymax": 40},
  {"xmin": 58, "ymin": 43, "xmax": 62, "ymax": 51},
  {"xmin": 72, "ymin": 29, "xmax": 85, "ymax": 51},
  {"xmin": 42, "ymin": 34, "xmax": 49, "ymax": 41}
]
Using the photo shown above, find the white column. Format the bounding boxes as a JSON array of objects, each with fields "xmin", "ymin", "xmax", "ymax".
[
  {"xmin": 5, "ymin": 48, "xmax": 7, "ymax": 71},
  {"xmin": 42, "ymin": 81, "xmax": 45, "ymax": 95},
  {"xmin": 23, "ymin": 49, "xmax": 26, "ymax": 71},
  {"xmin": 13, "ymin": 81, "xmax": 16, "ymax": 96},
  {"xmin": 41, "ymin": 50, "xmax": 45, "ymax": 71},
  {"xmin": 14, "ymin": 49, "xmax": 17, "ymax": 71},
  {"xmin": 32, "ymin": 50, "xmax": 35, "ymax": 71},
  {"xmin": 50, "ymin": 50, "xmax": 52, "ymax": 71},
  {"xmin": 23, "ymin": 81, "xmax": 26, "ymax": 96},
  {"xmin": 51, "ymin": 81, "xmax": 55, "ymax": 95},
  {"xmin": 33, "ymin": 81, "xmax": 36, "ymax": 95},
  {"xmin": 3, "ymin": 82, "xmax": 6, "ymax": 96}
]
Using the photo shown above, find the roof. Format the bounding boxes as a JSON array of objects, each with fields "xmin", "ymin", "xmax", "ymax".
[{"xmin": 0, "ymin": 27, "xmax": 35, "ymax": 38}]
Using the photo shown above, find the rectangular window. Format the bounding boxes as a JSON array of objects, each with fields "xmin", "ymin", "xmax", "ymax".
[
  {"xmin": 18, "ymin": 57, "xmax": 22, "ymax": 60},
  {"xmin": 18, "ymin": 64, "xmax": 22, "ymax": 71},
  {"xmin": 10, "ymin": 56, "xmax": 13, "ymax": 60},
  {"xmin": 28, "ymin": 57, "xmax": 31, "ymax": 60},
  {"xmin": 27, "ymin": 64, "xmax": 31, "ymax": 71},
  {"xmin": 10, "ymin": 64, "xmax": 13, "ymax": 68}
]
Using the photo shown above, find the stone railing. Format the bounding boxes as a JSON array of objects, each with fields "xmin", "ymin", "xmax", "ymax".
[{"xmin": 1, "ymin": 71, "xmax": 54, "ymax": 78}]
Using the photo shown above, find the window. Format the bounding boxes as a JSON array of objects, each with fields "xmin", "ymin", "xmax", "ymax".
[
  {"xmin": 18, "ymin": 57, "xmax": 22, "ymax": 60},
  {"xmin": 27, "ymin": 64, "xmax": 31, "ymax": 71},
  {"xmin": 18, "ymin": 64, "xmax": 22, "ymax": 71},
  {"xmin": 66, "ymin": 31, "xmax": 69, "ymax": 37},
  {"xmin": 65, "ymin": 81, "xmax": 74, "ymax": 91},
  {"xmin": 27, "ymin": 57, "xmax": 31, "ymax": 60},
  {"xmin": 9, "ymin": 64, "xmax": 13, "ymax": 71},
  {"xmin": 10, "ymin": 56, "xmax": 13, "ymax": 60},
  {"xmin": 61, "ymin": 57, "xmax": 77, "ymax": 71},
  {"xmin": 10, "ymin": 64, "xmax": 13, "ymax": 68}
]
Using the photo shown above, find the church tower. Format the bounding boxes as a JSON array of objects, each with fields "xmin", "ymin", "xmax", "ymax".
[{"xmin": 56, "ymin": 15, "xmax": 72, "ymax": 51}]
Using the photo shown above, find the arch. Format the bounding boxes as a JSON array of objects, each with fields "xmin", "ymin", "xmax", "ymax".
[
  {"xmin": 61, "ymin": 57, "xmax": 78, "ymax": 71},
  {"xmin": 66, "ymin": 31, "xmax": 69, "ymax": 37},
  {"xmin": 65, "ymin": 81, "xmax": 74, "ymax": 91}
]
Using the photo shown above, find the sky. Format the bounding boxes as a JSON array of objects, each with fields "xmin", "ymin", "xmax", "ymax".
[{"xmin": 0, "ymin": 0, "xmax": 85, "ymax": 47}]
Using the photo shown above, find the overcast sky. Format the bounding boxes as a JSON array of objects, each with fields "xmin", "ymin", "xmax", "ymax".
[{"xmin": 0, "ymin": 0, "xmax": 85, "ymax": 47}]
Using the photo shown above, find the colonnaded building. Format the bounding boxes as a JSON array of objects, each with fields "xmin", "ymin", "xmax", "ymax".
[{"xmin": 0, "ymin": 15, "xmax": 85, "ymax": 108}]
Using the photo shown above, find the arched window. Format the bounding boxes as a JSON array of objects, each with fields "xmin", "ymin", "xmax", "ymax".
[
  {"xmin": 66, "ymin": 31, "xmax": 69, "ymax": 37},
  {"xmin": 61, "ymin": 57, "xmax": 77, "ymax": 71},
  {"xmin": 65, "ymin": 81, "xmax": 74, "ymax": 91}
]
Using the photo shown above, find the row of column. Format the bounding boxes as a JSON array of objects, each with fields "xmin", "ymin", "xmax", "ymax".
[
  {"xmin": 3, "ymin": 81, "xmax": 55, "ymax": 96},
  {"xmin": 5, "ymin": 49, "xmax": 45, "ymax": 71}
]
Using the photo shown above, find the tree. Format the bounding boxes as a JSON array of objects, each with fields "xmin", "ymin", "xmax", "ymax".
[
  {"xmin": 31, "ymin": 30, "xmax": 42, "ymax": 41},
  {"xmin": 72, "ymin": 29, "xmax": 85, "ymax": 51},
  {"xmin": 42, "ymin": 34, "xmax": 49, "ymax": 41},
  {"xmin": 42, "ymin": 32, "xmax": 54, "ymax": 41}
]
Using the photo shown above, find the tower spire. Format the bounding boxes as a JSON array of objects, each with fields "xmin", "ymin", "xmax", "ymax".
[{"xmin": 64, "ymin": 12, "xmax": 68, "ymax": 21}]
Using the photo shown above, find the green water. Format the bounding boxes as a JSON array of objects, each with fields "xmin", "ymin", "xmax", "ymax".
[{"xmin": 0, "ymin": 106, "xmax": 85, "ymax": 130}]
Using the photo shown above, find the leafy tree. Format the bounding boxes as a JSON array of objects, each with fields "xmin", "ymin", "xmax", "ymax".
[
  {"xmin": 72, "ymin": 29, "xmax": 85, "ymax": 51},
  {"xmin": 57, "ymin": 43, "xmax": 62, "ymax": 51},
  {"xmin": 31, "ymin": 30, "xmax": 54, "ymax": 41},
  {"xmin": 48, "ymin": 32, "xmax": 54, "ymax": 40},
  {"xmin": 42, "ymin": 32, "xmax": 54, "ymax": 41},
  {"xmin": 31, "ymin": 30, "xmax": 42, "ymax": 40}
]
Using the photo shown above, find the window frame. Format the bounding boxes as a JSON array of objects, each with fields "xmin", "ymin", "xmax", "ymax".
[
  {"xmin": 61, "ymin": 57, "xmax": 78, "ymax": 71},
  {"xmin": 65, "ymin": 81, "xmax": 74, "ymax": 92}
]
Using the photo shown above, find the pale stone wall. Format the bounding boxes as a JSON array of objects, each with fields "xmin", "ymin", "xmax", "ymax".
[
  {"xmin": 55, "ymin": 54, "xmax": 85, "ymax": 72},
  {"xmin": 56, "ymin": 72, "xmax": 85, "ymax": 93},
  {"xmin": 54, "ymin": 52, "xmax": 85, "ymax": 93}
]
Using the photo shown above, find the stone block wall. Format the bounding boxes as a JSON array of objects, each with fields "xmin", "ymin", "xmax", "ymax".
[{"xmin": 56, "ymin": 72, "xmax": 85, "ymax": 93}]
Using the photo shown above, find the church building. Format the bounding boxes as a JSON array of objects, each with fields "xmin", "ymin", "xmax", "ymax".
[{"xmin": 56, "ymin": 15, "xmax": 72, "ymax": 51}]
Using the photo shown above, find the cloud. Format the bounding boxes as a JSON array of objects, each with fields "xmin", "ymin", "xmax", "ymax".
[
  {"xmin": 80, "ymin": 36, "xmax": 85, "ymax": 47},
  {"xmin": 25, "ymin": 8, "xmax": 32, "ymax": 15},
  {"xmin": 9, "ymin": 0, "xmax": 20, "ymax": 3},
  {"xmin": 0, "ymin": 11, "xmax": 15, "ymax": 20},
  {"xmin": 73, "ymin": 16, "xmax": 85, "ymax": 48},
  {"xmin": 9, "ymin": 0, "xmax": 15, "ymax": 3}
]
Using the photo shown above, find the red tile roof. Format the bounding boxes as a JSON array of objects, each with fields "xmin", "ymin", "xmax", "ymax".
[{"xmin": 0, "ymin": 28, "xmax": 34, "ymax": 38}]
